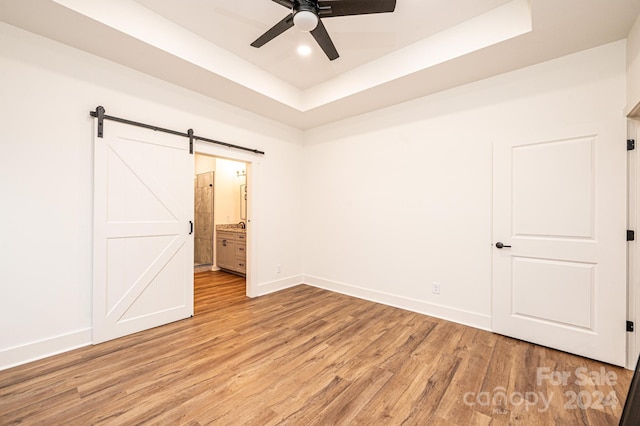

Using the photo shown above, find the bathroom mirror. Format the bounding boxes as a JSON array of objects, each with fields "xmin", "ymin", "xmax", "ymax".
[{"xmin": 240, "ymin": 184, "xmax": 247, "ymax": 220}]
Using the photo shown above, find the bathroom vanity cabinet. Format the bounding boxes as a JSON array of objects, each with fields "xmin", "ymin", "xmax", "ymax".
[{"xmin": 216, "ymin": 230, "xmax": 246, "ymax": 275}]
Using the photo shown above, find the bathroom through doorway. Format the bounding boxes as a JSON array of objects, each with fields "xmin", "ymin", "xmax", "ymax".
[{"xmin": 194, "ymin": 153, "xmax": 248, "ymax": 276}]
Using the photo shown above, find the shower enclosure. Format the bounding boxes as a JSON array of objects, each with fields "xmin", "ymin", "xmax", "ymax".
[{"xmin": 194, "ymin": 171, "xmax": 214, "ymax": 268}]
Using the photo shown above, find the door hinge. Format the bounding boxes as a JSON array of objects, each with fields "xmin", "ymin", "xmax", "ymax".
[
  {"xmin": 628, "ymin": 139, "xmax": 635, "ymax": 151},
  {"xmin": 628, "ymin": 230, "xmax": 635, "ymax": 241},
  {"xmin": 628, "ymin": 321, "xmax": 635, "ymax": 332}
]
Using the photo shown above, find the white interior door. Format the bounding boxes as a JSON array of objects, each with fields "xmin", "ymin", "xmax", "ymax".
[
  {"xmin": 493, "ymin": 121, "xmax": 627, "ymax": 366},
  {"xmin": 93, "ymin": 121, "xmax": 194, "ymax": 344}
]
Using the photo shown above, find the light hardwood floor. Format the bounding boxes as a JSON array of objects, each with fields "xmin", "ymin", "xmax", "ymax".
[{"xmin": 0, "ymin": 271, "xmax": 633, "ymax": 425}]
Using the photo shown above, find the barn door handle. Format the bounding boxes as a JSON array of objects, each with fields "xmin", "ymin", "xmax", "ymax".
[
  {"xmin": 495, "ymin": 242, "xmax": 511, "ymax": 249},
  {"xmin": 189, "ymin": 221, "xmax": 193, "ymax": 235}
]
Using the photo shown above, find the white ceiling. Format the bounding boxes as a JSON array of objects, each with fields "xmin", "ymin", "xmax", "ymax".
[
  {"xmin": 1, "ymin": 0, "xmax": 639, "ymax": 129},
  {"xmin": 133, "ymin": 0, "xmax": 514, "ymax": 89}
]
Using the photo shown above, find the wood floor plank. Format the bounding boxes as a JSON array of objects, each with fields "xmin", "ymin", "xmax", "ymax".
[
  {"xmin": 310, "ymin": 366, "xmax": 394, "ymax": 425},
  {"xmin": 431, "ymin": 328, "xmax": 496, "ymax": 424},
  {"xmin": 0, "ymin": 271, "xmax": 632, "ymax": 425}
]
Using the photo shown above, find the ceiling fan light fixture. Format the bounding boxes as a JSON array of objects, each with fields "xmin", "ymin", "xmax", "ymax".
[
  {"xmin": 297, "ymin": 45, "xmax": 312, "ymax": 56},
  {"xmin": 293, "ymin": 10, "xmax": 318, "ymax": 32},
  {"xmin": 251, "ymin": 0, "xmax": 397, "ymax": 61}
]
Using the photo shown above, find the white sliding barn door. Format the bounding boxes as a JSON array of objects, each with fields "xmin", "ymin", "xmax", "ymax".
[
  {"xmin": 93, "ymin": 121, "xmax": 194, "ymax": 344},
  {"xmin": 493, "ymin": 121, "xmax": 627, "ymax": 366}
]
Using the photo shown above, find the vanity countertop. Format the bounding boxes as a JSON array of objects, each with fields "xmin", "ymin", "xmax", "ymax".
[{"xmin": 216, "ymin": 224, "xmax": 247, "ymax": 234}]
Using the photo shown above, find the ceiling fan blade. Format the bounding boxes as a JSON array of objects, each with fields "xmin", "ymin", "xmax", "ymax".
[
  {"xmin": 272, "ymin": 0, "xmax": 295, "ymax": 9},
  {"xmin": 311, "ymin": 19, "xmax": 339, "ymax": 61},
  {"xmin": 251, "ymin": 15, "xmax": 294, "ymax": 48},
  {"xmin": 318, "ymin": 0, "xmax": 396, "ymax": 17}
]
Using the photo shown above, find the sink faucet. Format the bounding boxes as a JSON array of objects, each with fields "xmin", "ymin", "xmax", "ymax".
[{"xmin": 239, "ymin": 221, "xmax": 246, "ymax": 229}]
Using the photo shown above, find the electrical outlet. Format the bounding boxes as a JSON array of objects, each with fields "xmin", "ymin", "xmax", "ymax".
[
  {"xmin": 432, "ymin": 282, "xmax": 441, "ymax": 295},
  {"xmin": 276, "ymin": 264, "xmax": 282, "ymax": 274}
]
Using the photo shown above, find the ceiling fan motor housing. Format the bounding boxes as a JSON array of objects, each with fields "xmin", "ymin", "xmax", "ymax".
[
  {"xmin": 293, "ymin": 0, "xmax": 319, "ymax": 31},
  {"xmin": 294, "ymin": 0, "xmax": 319, "ymax": 15}
]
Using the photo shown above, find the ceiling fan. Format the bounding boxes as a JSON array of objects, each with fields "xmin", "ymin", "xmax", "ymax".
[{"xmin": 251, "ymin": 0, "xmax": 397, "ymax": 61}]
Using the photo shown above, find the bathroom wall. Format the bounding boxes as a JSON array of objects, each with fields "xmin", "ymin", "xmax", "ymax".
[
  {"xmin": 195, "ymin": 154, "xmax": 216, "ymax": 175},
  {"xmin": 214, "ymin": 157, "xmax": 246, "ymax": 226}
]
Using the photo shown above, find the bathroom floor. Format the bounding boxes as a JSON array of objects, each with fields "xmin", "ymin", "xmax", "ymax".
[{"xmin": 194, "ymin": 264, "xmax": 212, "ymax": 273}]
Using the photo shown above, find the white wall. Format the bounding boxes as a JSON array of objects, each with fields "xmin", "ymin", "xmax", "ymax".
[
  {"xmin": 302, "ymin": 41, "xmax": 627, "ymax": 329},
  {"xmin": 0, "ymin": 22, "xmax": 304, "ymax": 369},
  {"xmin": 195, "ymin": 154, "xmax": 246, "ymax": 227},
  {"xmin": 628, "ymin": 14, "xmax": 640, "ymax": 114},
  {"xmin": 214, "ymin": 157, "xmax": 245, "ymax": 225},
  {"xmin": 195, "ymin": 154, "xmax": 216, "ymax": 175}
]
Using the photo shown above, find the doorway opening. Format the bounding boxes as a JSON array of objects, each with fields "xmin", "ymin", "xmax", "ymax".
[{"xmin": 194, "ymin": 153, "xmax": 248, "ymax": 284}]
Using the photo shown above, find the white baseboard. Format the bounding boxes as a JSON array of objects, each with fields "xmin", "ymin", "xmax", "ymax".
[
  {"xmin": 303, "ymin": 275, "xmax": 492, "ymax": 331},
  {"xmin": 256, "ymin": 274, "xmax": 304, "ymax": 296},
  {"xmin": 0, "ymin": 328, "xmax": 92, "ymax": 371}
]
